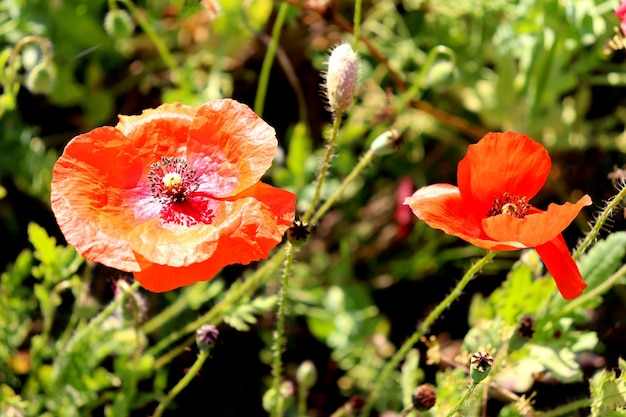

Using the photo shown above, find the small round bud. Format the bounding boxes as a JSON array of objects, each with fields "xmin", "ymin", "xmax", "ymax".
[
  {"xmin": 369, "ymin": 129, "xmax": 401, "ymax": 156},
  {"xmin": 296, "ymin": 360, "xmax": 317, "ymax": 389},
  {"xmin": 196, "ymin": 324, "xmax": 219, "ymax": 353},
  {"xmin": 469, "ymin": 351, "xmax": 493, "ymax": 383},
  {"xmin": 325, "ymin": 43, "xmax": 359, "ymax": 114},
  {"xmin": 25, "ymin": 62, "xmax": 56, "ymax": 95},
  {"xmin": 287, "ymin": 218, "xmax": 310, "ymax": 246},
  {"xmin": 104, "ymin": 9, "xmax": 135, "ymax": 39},
  {"xmin": 412, "ymin": 383, "xmax": 436, "ymax": 411}
]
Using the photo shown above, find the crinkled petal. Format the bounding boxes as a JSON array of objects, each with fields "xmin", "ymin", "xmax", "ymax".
[
  {"xmin": 458, "ymin": 132, "xmax": 551, "ymax": 217},
  {"xmin": 116, "ymin": 102, "xmax": 196, "ymax": 163},
  {"xmin": 51, "ymin": 126, "xmax": 147, "ymax": 272},
  {"xmin": 535, "ymin": 235, "xmax": 587, "ymax": 300},
  {"xmin": 186, "ymin": 99, "xmax": 278, "ymax": 197},
  {"xmin": 482, "ymin": 195, "xmax": 592, "ymax": 247},
  {"xmin": 133, "ymin": 182, "xmax": 296, "ymax": 292},
  {"xmin": 404, "ymin": 184, "xmax": 525, "ymax": 250}
]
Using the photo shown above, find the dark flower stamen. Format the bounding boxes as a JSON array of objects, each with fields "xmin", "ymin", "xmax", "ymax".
[
  {"xmin": 148, "ymin": 156, "xmax": 199, "ymax": 203},
  {"xmin": 487, "ymin": 192, "xmax": 531, "ymax": 218}
]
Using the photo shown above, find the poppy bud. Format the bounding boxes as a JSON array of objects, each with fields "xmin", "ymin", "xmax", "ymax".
[
  {"xmin": 325, "ymin": 43, "xmax": 359, "ymax": 114},
  {"xmin": 25, "ymin": 62, "xmax": 56, "ymax": 95},
  {"xmin": 369, "ymin": 129, "xmax": 401, "ymax": 156},
  {"xmin": 296, "ymin": 360, "xmax": 317, "ymax": 389},
  {"xmin": 196, "ymin": 324, "xmax": 219, "ymax": 353},
  {"xmin": 469, "ymin": 351, "xmax": 493, "ymax": 383},
  {"xmin": 104, "ymin": 9, "xmax": 135, "ymax": 39},
  {"xmin": 412, "ymin": 383, "xmax": 436, "ymax": 411}
]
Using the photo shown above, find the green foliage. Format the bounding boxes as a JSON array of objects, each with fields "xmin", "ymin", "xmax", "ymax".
[{"xmin": 590, "ymin": 358, "xmax": 626, "ymax": 417}]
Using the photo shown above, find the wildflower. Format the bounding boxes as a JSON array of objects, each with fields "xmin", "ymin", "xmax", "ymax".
[
  {"xmin": 404, "ymin": 132, "xmax": 591, "ymax": 300},
  {"xmin": 324, "ymin": 43, "xmax": 359, "ymax": 114},
  {"xmin": 51, "ymin": 99, "xmax": 296, "ymax": 292}
]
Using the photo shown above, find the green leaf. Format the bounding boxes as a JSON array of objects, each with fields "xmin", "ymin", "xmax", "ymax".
[
  {"xmin": 28, "ymin": 222, "xmax": 57, "ymax": 267},
  {"xmin": 590, "ymin": 357, "xmax": 626, "ymax": 416},
  {"xmin": 286, "ymin": 122, "xmax": 313, "ymax": 188}
]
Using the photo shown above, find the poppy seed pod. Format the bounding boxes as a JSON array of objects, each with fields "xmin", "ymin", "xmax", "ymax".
[
  {"xmin": 325, "ymin": 43, "xmax": 359, "ymax": 114},
  {"xmin": 470, "ymin": 351, "xmax": 494, "ymax": 383},
  {"xmin": 412, "ymin": 384, "xmax": 436, "ymax": 411},
  {"xmin": 196, "ymin": 324, "xmax": 219, "ymax": 353}
]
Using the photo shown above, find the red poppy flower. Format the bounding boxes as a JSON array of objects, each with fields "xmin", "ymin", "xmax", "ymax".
[
  {"xmin": 404, "ymin": 132, "xmax": 592, "ymax": 300},
  {"xmin": 51, "ymin": 99, "xmax": 296, "ymax": 292}
]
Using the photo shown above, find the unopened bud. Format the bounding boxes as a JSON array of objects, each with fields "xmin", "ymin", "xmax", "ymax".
[
  {"xmin": 470, "ymin": 351, "xmax": 493, "ymax": 383},
  {"xmin": 104, "ymin": 9, "xmax": 135, "ymax": 39},
  {"xmin": 196, "ymin": 324, "xmax": 219, "ymax": 353},
  {"xmin": 325, "ymin": 43, "xmax": 359, "ymax": 114},
  {"xmin": 369, "ymin": 129, "xmax": 401, "ymax": 156},
  {"xmin": 412, "ymin": 383, "xmax": 436, "ymax": 411},
  {"xmin": 25, "ymin": 62, "xmax": 56, "ymax": 95},
  {"xmin": 296, "ymin": 360, "xmax": 317, "ymax": 389}
]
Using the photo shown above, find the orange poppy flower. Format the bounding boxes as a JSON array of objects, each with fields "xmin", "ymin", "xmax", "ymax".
[
  {"xmin": 404, "ymin": 132, "xmax": 592, "ymax": 300},
  {"xmin": 51, "ymin": 99, "xmax": 296, "ymax": 292}
]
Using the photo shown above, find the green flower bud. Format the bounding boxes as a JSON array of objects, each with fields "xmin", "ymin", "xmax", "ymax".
[
  {"xmin": 196, "ymin": 324, "xmax": 219, "ymax": 353},
  {"xmin": 296, "ymin": 360, "xmax": 317, "ymax": 389},
  {"xmin": 412, "ymin": 383, "xmax": 437, "ymax": 411},
  {"xmin": 470, "ymin": 351, "xmax": 493, "ymax": 383},
  {"xmin": 369, "ymin": 129, "xmax": 401, "ymax": 156},
  {"xmin": 25, "ymin": 62, "xmax": 56, "ymax": 95},
  {"xmin": 104, "ymin": 9, "xmax": 135, "ymax": 39}
]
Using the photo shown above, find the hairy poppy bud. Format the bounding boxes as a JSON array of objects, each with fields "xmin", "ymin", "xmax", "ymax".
[
  {"xmin": 25, "ymin": 62, "xmax": 56, "ymax": 95},
  {"xmin": 196, "ymin": 324, "xmax": 219, "ymax": 353},
  {"xmin": 104, "ymin": 9, "xmax": 135, "ymax": 39},
  {"xmin": 470, "ymin": 351, "xmax": 493, "ymax": 383},
  {"xmin": 412, "ymin": 383, "xmax": 436, "ymax": 411},
  {"xmin": 296, "ymin": 360, "xmax": 317, "ymax": 389},
  {"xmin": 325, "ymin": 43, "xmax": 359, "ymax": 114}
]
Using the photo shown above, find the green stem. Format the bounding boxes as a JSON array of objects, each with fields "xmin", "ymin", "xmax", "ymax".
[
  {"xmin": 254, "ymin": 2, "xmax": 290, "ymax": 117},
  {"xmin": 152, "ymin": 350, "xmax": 209, "ymax": 417},
  {"xmin": 558, "ymin": 262, "xmax": 626, "ymax": 316},
  {"xmin": 302, "ymin": 113, "xmax": 343, "ymax": 223},
  {"xmin": 271, "ymin": 243, "xmax": 296, "ymax": 417},
  {"xmin": 147, "ymin": 245, "xmax": 288, "ymax": 359},
  {"xmin": 574, "ymin": 183, "xmax": 626, "ymax": 260},
  {"xmin": 359, "ymin": 251, "xmax": 497, "ymax": 417},
  {"xmin": 118, "ymin": 0, "xmax": 180, "ymax": 81},
  {"xmin": 141, "ymin": 287, "xmax": 196, "ymax": 335},
  {"xmin": 445, "ymin": 381, "xmax": 479, "ymax": 417},
  {"xmin": 52, "ymin": 280, "xmax": 142, "ymax": 381},
  {"xmin": 352, "ymin": 0, "xmax": 362, "ymax": 50},
  {"xmin": 539, "ymin": 398, "xmax": 591, "ymax": 417}
]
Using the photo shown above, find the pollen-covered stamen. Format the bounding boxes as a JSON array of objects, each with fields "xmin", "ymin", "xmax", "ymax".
[
  {"xmin": 487, "ymin": 192, "xmax": 531, "ymax": 218},
  {"xmin": 148, "ymin": 156, "xmax": 199, "ymax": 203}
]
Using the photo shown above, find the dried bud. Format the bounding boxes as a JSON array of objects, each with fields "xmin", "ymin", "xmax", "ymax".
[
  {"xmin": 509, "ymin": 315, "xmax": 535, "ymax": 352},
  {"xmin": 104, "ymin": 9, "xmax": 135, "ymax": 39},
  {"xmin": 470, "ymin": 351, "xmax": 493, "ymax": 383},
  {"xmin": 25, "ymin": 62, "xmax": 56, "ymax": 95},
  {"xmin": 196, "ymin": 324, "xmax": 219, "ymax": 353},
  {"xmin": 325, "ymin": 43, "xmax": 359, "ymax": 114},
  {"xmin": 296, "ymin": 360, "xmax": 317, "ymax": 389},
  {"xmin": 287, "ymin": 218, "xmax": 310, "ymax": 246},
  {"xmin": 412, "ymin": 383, "xmax": 436, "ymax": 411}
]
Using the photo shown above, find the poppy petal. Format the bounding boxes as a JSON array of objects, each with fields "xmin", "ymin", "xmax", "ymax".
[
  {"xmin": 404, "ymin": 184, "xmax": 526, "ymax": 250},
  {"xmin": 535, "ymin": 235, "xmax": 587, "ymax": 300},
  {"xmin": 481, "ymin": 195, "xmax": 592, "ymax": 246},
  {"xmin": 51, "ymin": 126, "xmax": 147, "ymax": 272},
  {"xmin": 457, "ymin": 132, "xmax": 551, "ymax": 217},
  {"xmin": 187, "ymin": 99, "xmax": 278, "ymax": 197},
  {"xmin": 133, "ymin": 183, "xmax": 296, "ymax": 292}
]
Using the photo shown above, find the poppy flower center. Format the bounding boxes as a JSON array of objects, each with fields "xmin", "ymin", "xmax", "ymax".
[
  {"xmin": 148, "ymin": 156, "xmax": 199, "ymax": 203},
  {"xmin": 487, "ymin": 192, "xmax": 530, "ymax": 218}
]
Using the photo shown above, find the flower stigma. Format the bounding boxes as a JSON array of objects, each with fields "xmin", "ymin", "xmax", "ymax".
[
  {"xmin": 148, "ymin": 156, "xmax": 200, "ymax": 203},
  {"xmin": 487, "ymin": 192, "xmax": 530, "ymax": 218}
]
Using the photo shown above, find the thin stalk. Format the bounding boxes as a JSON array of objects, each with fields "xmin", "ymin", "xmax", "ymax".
[
  {"xmin": 302, "ymin": 113, "xmax": 343, "ymax": 223},
  {"xmin": 352, "ymin": 0, "xmax": 362, "ymax": 50},
  {"xmin": 359, "ymin": 251, "xmax": 497, "ymax": 417},
  {"xmin": 574, "ymin": 183, "xmax": 626, "ymax": 260},
  {"xmin": 539, "ymin": 398, "xmax": 591, "ymax": 417},
  {"xmin": 152, "ymin": 350, "xmax": 209, "ymax": 417},
  {"xmin": 270, "ymin": 243, "xmax": 296, "ymax": 417},
  {"xmin": 147, "ymin": 245, "xmax": 288, "ymax": 358},
  {"xmin": 118, "ymin": 0, "xmax": 180, "ymax": 81},
  {"xmin": 254, "ymin": 2, "xmax": 290, "ymax": 117},
  {"xmin": 445, "ymin": 381, "xmax": 479, "ymax": 417}
]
